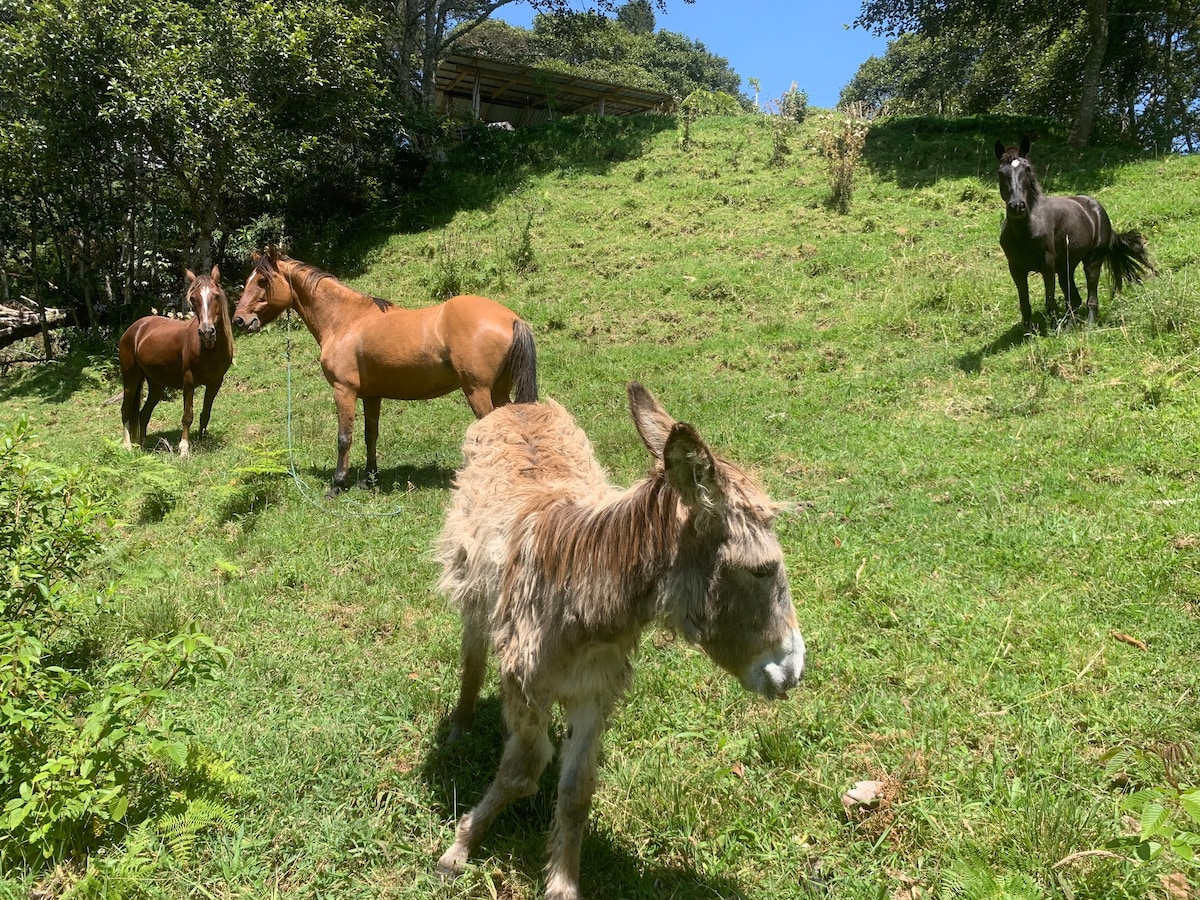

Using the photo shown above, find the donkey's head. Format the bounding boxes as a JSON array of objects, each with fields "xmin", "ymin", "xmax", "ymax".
[
  {"xmin": 994, "ymin": 135, "xmax": 1037, "ymax": 219},
  {"xmin": 184, "ymin": 265, "xmax": 228, "ymax": 350},
  {"xmin": 629, "ymin": 382, "xmax": 806, "ymax": 698},
  {"xmin": 233, "ymin": 248, "xmax": 291, "ymax": 333}
]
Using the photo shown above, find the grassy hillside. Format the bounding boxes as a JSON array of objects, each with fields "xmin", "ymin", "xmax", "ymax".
[{"xmin": 3, "ymin": 112, "xmax": 1199, "ymax": 899}]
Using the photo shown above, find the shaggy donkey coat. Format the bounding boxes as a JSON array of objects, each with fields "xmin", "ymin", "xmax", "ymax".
[{"xmin": 435, "ymin": 382, "xmax": 806, "ymax": 900}]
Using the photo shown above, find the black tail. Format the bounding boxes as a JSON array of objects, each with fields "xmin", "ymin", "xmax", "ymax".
[
  {"xmin": 1109, "ymin": 229, "xmax": 1154, "ymax": 294},
  {"xmin": 507, "ymin": 319, "xmax": 538, "ymax": 404}
]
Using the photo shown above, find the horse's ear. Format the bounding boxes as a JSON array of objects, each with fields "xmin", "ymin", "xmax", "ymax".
[
  {"xmin": 210, "ymin": 264, "xmax": 220, "ymax": 282},
  {"xmin": 185, "ymin": 268, "xmax": 197, "ymax": 283},
  {"xmin": 1019, "ymin": 135, "xmax": 1031, "ymax": 158},
  {"xmin": 250, "ymin": 251, "xmax": 261, "ymax": 264},
  {"xmin": 628, "ymin": 381, "xmax": 675, "ymax": 459},
  {"xmin": 266, "ymin": 245, "xmax": 280, "ymax": 262},
  {"xmin": 994, "ymin": 140, "xmax": 1006, "ymax": 160},
  {"xmin": 663, "ymin": 423, "xmax": 722, "ymax": 514}
]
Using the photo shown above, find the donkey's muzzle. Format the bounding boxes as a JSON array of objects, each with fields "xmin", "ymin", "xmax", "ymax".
[{"xmin": 745, "ymin": 628, "xmax": 806, "ymax": 699}]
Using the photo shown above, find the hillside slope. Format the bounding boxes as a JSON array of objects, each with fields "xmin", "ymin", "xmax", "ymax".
[{"xmin": 2, "ymin": 113, "xmax": 1198, "ymax": 899}]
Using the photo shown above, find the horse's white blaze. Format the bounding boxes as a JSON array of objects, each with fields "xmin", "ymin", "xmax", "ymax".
[{"xmin": 1011, "ymin": 159, "xmax": 1020, "ymax": 168}]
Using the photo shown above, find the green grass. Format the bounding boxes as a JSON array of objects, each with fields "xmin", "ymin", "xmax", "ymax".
[{"xmin": 3, "ymin": 111, "xmax": 1199, "ymax": 899}]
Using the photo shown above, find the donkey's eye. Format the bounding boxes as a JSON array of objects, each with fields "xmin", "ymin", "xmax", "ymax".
[{"xmin": 749, "ymin": 562, "xmax": 779, "ymax": 579}]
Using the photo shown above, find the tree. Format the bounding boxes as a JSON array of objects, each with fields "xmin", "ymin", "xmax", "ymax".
[
  {"xmin": 849, "ymin": 0, "xmax": 1200, "ymax": 149},
  {"xmin": 617, "ymin": 0, "xmax": 656, "ymax": 35}
]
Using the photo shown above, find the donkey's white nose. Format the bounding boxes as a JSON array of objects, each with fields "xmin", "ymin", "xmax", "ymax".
[{"xmin": 747, "ymin": 628, "xmax": 806, "ymax": 698}]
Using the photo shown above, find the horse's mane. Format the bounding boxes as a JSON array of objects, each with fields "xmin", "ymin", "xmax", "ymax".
[
  {"xmin": 261, "ymin": 253, "xmax": 393, "ymax": 311},
  {"xmin": 997, "ymin": 145, "xmax": 1022, "ymax": 165}
]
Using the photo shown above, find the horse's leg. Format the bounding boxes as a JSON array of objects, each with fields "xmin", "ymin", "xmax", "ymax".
[
  {"xmin": 329, "ymin": 384, "xmax": 357, "ymax": 497},
  {"xmin": 359, "ymin": 396, "xmax": 381, "ymax": 489},
  {"xmin": 1040, "ymin": 269, "xmax": 1057, "ymax": 324},
  {"xmin": 1009, "ymin": 264, "xmax": 1033, "ymax": 332},
  {"xmin": 121, "ymin": 369, "xmax": 145, "ymax": 450},
  {"xmin": 545, "ymin": 699, "xmax": 609, "ymax": 900},
  {"xmin": 139, "ymin": 382, "xmax": 165, "ymax": 450},
  {"xmin": 1083, "ymin": 255, "xmax": 1104, "ymax": 324},
  {"xmin": 197, "ymin": 378, "xmax": 223, "ymax": 440},
  {"xmin": 179, "ymin": 378, "xmax": 196, "ymax": 458},
  {"xmin": 448, "ymin": 612, "xmax": 490, "ymax": 743},
  {"xmin": 437, "ymin": 698, "xmax": 554, "ymax": 879},
  {"xmin": 462, "ymin": 382, "xmax": 496, "ymax": 419},
  {"xmin": 1058, "ymin": 264, "xmax": 1083, "ymax": 322}
]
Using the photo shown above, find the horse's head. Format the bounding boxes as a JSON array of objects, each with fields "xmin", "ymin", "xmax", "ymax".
[
  {"xmin": 233, "ymin": 248, "xmax": 291, "ymax": 333},
  {"xmin": 185, "ymin": 265, "xmax": 228, "ymax": 350},
  {"xmin": 629, "ymin": 382, "xmax": 806, "ymax": 699},
  {"xmin": 994, "ymin": 136, "xmax": 1036, "ymax": 220}
]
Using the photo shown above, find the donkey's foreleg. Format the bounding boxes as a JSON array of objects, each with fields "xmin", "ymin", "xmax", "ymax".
[
  {"xmin": 328, "ymin": 384, "xmax": 357, "ymax": 497},
  {"xmin": 437, "ymin": 702, "xmax": 553, "ymax": 879},
  {"xmin": 545, "ymin": 702, "xmax": 607, "ymax": 900},
  {"xmin": 359, "ymin": 396, "xmax": 381, "ymax": 489}
]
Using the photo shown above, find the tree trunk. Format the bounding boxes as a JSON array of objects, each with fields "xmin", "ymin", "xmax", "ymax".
[{"xmin": 1069, "ymin": 0, "xmax": 1109, "ymax": 147}]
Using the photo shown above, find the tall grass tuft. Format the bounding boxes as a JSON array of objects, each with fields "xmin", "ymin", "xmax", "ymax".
[{"xmin": 818, "ymin": 113, "xmax": 869, "ymax": 213}]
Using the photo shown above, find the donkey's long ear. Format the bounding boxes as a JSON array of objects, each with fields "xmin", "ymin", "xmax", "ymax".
[
  {"xmin": 628, "ymin": 381, "xmax": 675, "ymax": 459},
  {"xmin": 663, "ymin": 423, "xmax": 722, "ymax": 514},
  {"xmin": 1019, "ymin": 135, "xmax": 1031, "ymax": 158},
  {"xmin": 994, "ymin": 140, "xmax": 1006, "ymax": 160}
]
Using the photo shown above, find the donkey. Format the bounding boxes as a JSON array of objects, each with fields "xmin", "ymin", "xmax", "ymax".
[
  {"xmin": 995, "ymin": 136, "xmax": 1153, "ymax": 331},
  {"xmin": 435, "ymin": 382, "xmax": 807, "ymax": 900}
]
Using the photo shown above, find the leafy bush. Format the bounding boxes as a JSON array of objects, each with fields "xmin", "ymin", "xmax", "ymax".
[
  {"xmin": 779, "ymin": 82, "xmax": 808, "ymax": 123},
  {"xmin": 0, "ymin": 417, "xmax": 233, "ymax": 872}
]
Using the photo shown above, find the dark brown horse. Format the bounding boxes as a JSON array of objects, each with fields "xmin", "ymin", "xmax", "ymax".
[
  {"xmin": 995, "ymin": 136, "xmax": 1153, "ymax": 331},
  {"xmin": 120, "ymin": 266, "xmax": 234, "ymax": 457},
  {"xmin": 232, "ymin": 249, "xmax": 538, "ymax": 496}
]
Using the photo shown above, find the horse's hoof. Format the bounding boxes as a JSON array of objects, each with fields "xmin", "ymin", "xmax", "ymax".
[{"xmin": 325, "ymin": 485, "xmax": 345, "ymax": 500}]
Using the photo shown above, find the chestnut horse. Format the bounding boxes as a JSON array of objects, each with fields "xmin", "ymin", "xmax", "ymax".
[
  {"xmin": 119, "ymin": 266, "xmax": 234, "ymax": 457},
  {"xmin": 436, "ymin": 382, "xmax": 806, "ymax": 900},
  {"xmin": 232, "ymin": 249, "xmax": 537, "ymax": 496},
  {"xmin": 995, "ymin": 136, "xmax": 1153, "ymax": 331}
]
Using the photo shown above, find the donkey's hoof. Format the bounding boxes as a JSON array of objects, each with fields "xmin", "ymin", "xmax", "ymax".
[{"xmin": 436, "ymin": 846, "xmax": 468, "ymax": 880}]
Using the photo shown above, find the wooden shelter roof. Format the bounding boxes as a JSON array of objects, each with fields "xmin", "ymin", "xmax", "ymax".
[{"xmin": 434, "ymin": 54, "xmax": 675, "ymax": 125}]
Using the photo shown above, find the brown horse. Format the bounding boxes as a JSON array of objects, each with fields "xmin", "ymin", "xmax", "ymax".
[
  {"xmin": 995, "ymin": 136, "xmax": 1153, "ymax": 331},
  {"xmin": 436, "ymin": 382, "xmax": 806, "ymax": 900},
  {"xmin": 232, "ymin": 249, "xmax": 538, "ymax": 496},
  {"xmin": 119, "ymin": 266, "xmax": 234, "ymax": 457}
]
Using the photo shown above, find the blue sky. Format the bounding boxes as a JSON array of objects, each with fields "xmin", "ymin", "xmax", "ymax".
[{"xmin": 492, "ymin": 1, "xmax": 891, "ymax": 109}]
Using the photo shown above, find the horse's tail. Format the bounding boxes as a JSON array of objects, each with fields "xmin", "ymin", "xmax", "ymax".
[
  {"xmin": 506, "ymin": 319, "xmax": 539, "ymax": 404},
  {"xmin": 1108, "ymin": 229, "xmax": 1154, "ymax": 294}
]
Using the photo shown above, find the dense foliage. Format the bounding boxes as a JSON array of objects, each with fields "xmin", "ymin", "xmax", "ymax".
[
  {"xmin": 0, "ymin": 418, "xmax": 232, "ymax": 875},
  {"xmin": 843, "ymin": 0, "xmax": 1200, "ymax": 151},
  {"xmin": 453, "ymin": 8, "xmax": 745, "ymax": 103}
]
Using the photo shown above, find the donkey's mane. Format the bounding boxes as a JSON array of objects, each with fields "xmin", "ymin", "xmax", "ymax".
[
  {"xmin": 529, "ymin": 470, "xmax": 683, "ymax": 621},
  {"xmin": 261, "ymin": 253, "xmax": 393, "ymax": 311}
]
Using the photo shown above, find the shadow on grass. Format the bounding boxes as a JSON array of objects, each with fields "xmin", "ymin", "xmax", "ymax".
[
  {"xmin": 861, "ymin": 114, "xmax": 1146, "ymax": 195},
  {"xmin": 303, "ymin": 461, "xmax": 456, "ymax": 495},
  {"xmin": 956, "ymin": 321, "xmax": 1030, "ymax": 373},
  {"xmin": 419, "ymin": 696, "xmax": 753, "ymax": 900}
]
